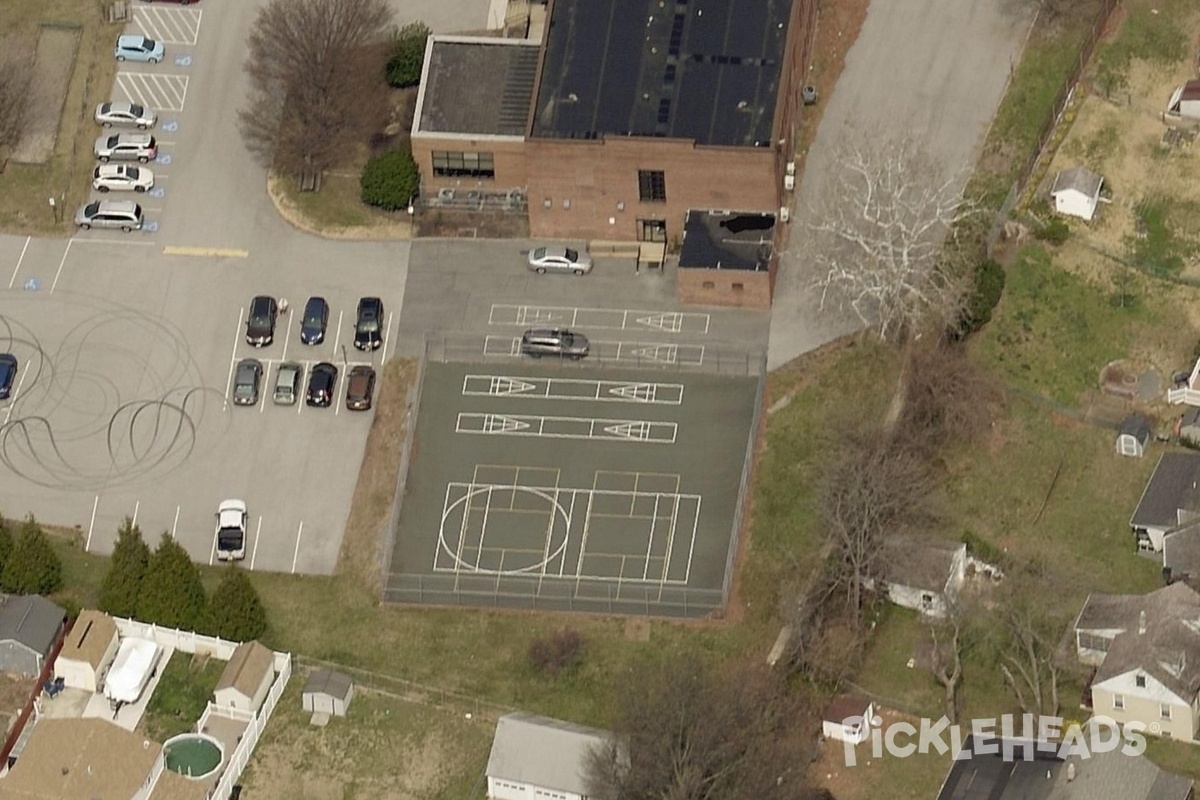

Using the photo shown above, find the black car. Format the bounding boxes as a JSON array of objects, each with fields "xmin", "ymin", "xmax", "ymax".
[
  {"xmin": 245, "ymin": 295, "xmax": 278, "ymax": 346},
  {"xmin": 353, "ymin": 297, "xmax": 384, "ymax": 351},
  {"xmin": 232, "ymin": 359, "xmax": 263, "ymax": 406},
  {"xmin": 0, "ymin": 354, "xmax": 17, "ymax": 400},
  {"xmin": 345, "ymin": 365, "xmax": 376, "ymax": 411},
  {"xmin": 300, "ymin": 296, "xmax": 329, "ymax": 345},
  {"xmin": 306, "ymin": 362, "xmax": 338, "ymax": 407}
]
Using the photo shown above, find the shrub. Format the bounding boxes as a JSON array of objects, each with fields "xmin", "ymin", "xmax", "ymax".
[
  {"xmin": 386, "ymin": 22, "xmax": 431, "ymax": 88},
  {"xmin": 100, "ymin": 518, "xmax": 150, "ymax": 617},
  {"xmin": 137, "ymin": 533, "xmax": 207, "ymax": 630},
  {"xmin": 1, "ymin": 517, "xmax": 63, "ymax": 594},
  {"xmin": 528, "ymin": 628, "xmax": 584, "ymax": 677},
  {"xmin": 1033, "ymin": 217, "xmax": 1070, "ymax": 245},
  {"xmin": 955, "ymin": 257, "xmax": 1006, "ymax": 338},
  {"xmin": 204, "ymin": 568, "xmax": 268, "ymax": 641},
  {"xmin": 361, "ymin": 149, "xmax": 419, "ymax": 211}
]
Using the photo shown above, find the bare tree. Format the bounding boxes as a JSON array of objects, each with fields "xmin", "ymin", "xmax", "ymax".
[
  {"xmin": 586, "ymin": 654, "xmax": 819, "ymax": 800},
  {"xmin": 991, "ymin": 563, "xmax": 1070, "ymax": 718},
  {"xmin": 893, "ymin": 341, "xmax": 1000, "ymax": 455},
  {"xmin": 928, "ymin": 597, "xmax": 977, "ymax": 724},
  {"xmin": 808, "ymin": 131, "xmax": 977, "ymax": 342},
  {"xmin": 0, "ymin": 44, "xmax": 35, "ymax": 153},
  {"xmin": 240, "ymin": 0, "xmax": 394, "ymax": 177},
  {"xmin": 780, "ymin": 566, "xmax": 868, "ymax": 686}
]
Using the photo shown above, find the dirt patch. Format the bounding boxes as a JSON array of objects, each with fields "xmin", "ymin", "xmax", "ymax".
[
  {"xmin": 0, "ymin": 672, "xmax": 36, "ymax": 739},
  {"xmin": 413, "ymin": 206, "xmax": 530, "ymax": 238},
  {"xmin": 10, "ymin": 25, "xmax": 80, "ymax": 164}
]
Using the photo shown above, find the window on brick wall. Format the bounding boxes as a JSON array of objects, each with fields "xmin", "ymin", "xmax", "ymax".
[
  {"xmin": 432, "ymin": 151, "xmax": 496, "ymax": 178},
  {"xmin": 638, "ymin": 170, "xmax": 666, "ymax": 202}
]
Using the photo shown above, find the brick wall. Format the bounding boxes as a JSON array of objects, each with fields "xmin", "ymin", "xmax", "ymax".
[
  {"xmin": 410, "ymin": 135, "xmax": 529, "ymax": 194},
  {"xmin": 677, "ymin": 269, "xmax": 772, "ymax": 309}
]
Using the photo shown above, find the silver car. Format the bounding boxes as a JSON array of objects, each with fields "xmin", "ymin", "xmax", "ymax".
[
  {"xmin": 274, "ymin": 362, "xmax": 302, "ymax": 405},
  {"xmin": 528, "ymin": 245, "xmax": 593, "ymax": 275},
  {"xmin": 94, "ymin": 132, "xmax": 157, "ymax": 163},
  {"xmin": 74, "ymin": 200, "xmax": 143, "ymax": 231},
  {"xmin": 95, "ymin": 101, "xmax": 157, "ymax": 129},
  {"xmin": 520, "ymin": 328, "xmax": 590, "ymax": 359},
  {"xmin": 93, "ymin": 164, "xmax": 154, "ymax": 193}
]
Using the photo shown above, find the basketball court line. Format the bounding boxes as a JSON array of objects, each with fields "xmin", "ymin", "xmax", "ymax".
[
  {"xmin": 489, "ymin": 304, "xmax": 711, "ymax": 334},
  {"xmin": 482, "ymin": 335, "xmax": 705, "ymax": 366},
  {"xmin": 461, "ymin": 374, "xmax": 684, "ymax": 405},
  {"xmin": 455, "ymin": 412, "xmax": 677, "ymax": 443}
]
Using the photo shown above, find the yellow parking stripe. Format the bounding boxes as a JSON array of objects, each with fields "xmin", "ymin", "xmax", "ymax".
[{"xmin": 162, "ymin": 246, "xmax": 249, "ymax": 258}]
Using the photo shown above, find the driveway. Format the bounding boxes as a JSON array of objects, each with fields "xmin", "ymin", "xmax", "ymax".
[{"xmin": 767, "ymin": 0, "xmax": 1032, "ymax": 369}]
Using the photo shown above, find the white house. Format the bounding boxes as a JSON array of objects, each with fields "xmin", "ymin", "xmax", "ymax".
[
  {"xmin": 872, "ymin": 536, "xmax": 967, "ymax": 618},
  {"xmin": 1051, "ymin": 166, "xmax": 1105, "ymax": 221},
  {"xmin": 54, "ymin": 609, "xmax": 119, "ymax": 692},
  {"xmin": 214, "ymin": 640, "xmax": 274, "ymax": 713},
  {"xmin": 302, "ymin": 668, "xmax": 354, "ymax": 717},
  {"xmin": 821, "ymin": 695, "xmax": 874, "ymax": 745},
  {"xmin": 1166, "ymin": 79, "xmax": 1200, "ymax": 122},
  {"xmin": 486, "ymin": 712, "xmax": 617, "ymax": 800},
  {"xmin": 1129, "ymin": 452, "xmax": 1200, "ymax": 552}
]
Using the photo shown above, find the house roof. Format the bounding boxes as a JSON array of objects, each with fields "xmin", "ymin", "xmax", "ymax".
[
  {"xmin": 1046, "ymin": 742, "xmax": 1194, "ymax": 800},
  {"xmin": 678, "ymin": 210, "xmax": 775, "ymax": 272},
  {"xmin": 302, "ymin": 668, "xmax": 353, "ymax": 700},
  {"xmin": 531, "ymin": 0, "xmax": 792, "ymax": 146},
  {"xmin": 486, "ymin": 712, "xmax": 612, "ymax": 795},
  {"xmin": 1129, "ymin": 452, "xmax": 1200, "ymax": 530},
  {"xmin": 216, "ymin": 641, "xmax": 274, "ymax": 699},
  {"xmin": 1181, "ymin": 406, "xmax": 1200, "ymax": 428},
  {"xmin": 881, "ymin": 535, "xmax": 964, "ymax": 594},
  {"xmin": 1119, "ymin": 413, "xmax": 1152, "ymax": 443},
  {"xmin": 58, "ymin": 609, "xmax": 118, "ymax": 669},
  {"xmin": 823, "ymin": 694, "xmax": 871, "ymax": 724},
  {"xmin": 1075, "ymin": 583, "xmax": 1200, "ymax": 702},
  {"xmin": 936, "ymin": 737, "xmax": 1064, "ymax": 799},
  {"xmin": 1051, "ymin": 166, "xmax": 1103, "ymax": 199},
  {"xmin": 0, "ymin": 594, "xmax": 64, "ymax": 657},
  {"xmin": 1164, "ymin": 522, "xmax": 1200, "ymax": 582},
  {"xmin": 1, "ymin": 717, "xmax": 161, "ymax": 800},
  {"xmin": 415, "ymin": 37, "xmax": 540, "ymax": 136}
]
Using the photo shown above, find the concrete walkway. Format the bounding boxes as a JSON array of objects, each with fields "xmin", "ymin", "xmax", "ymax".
[{"xmin": 767, "ymin": 0, "xmax": 1032, "ymax": 370}]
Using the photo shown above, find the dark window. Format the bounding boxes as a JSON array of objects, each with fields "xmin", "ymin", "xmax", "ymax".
[
  {"xmin": 638, "ymin": 170, "xmax": 666, "ymax": 202},
  {"xmin": 638, "ymin": 219, "xmax": 667, "ymax": 242},
  {"xmin": 702, "ymin": 281, "xmax": 715, "ymax": 289},
  {"xmin": 732, "ymin": 283, "xmax": 744, "ymax": 291},
  {"xmin": 1136, "ymin": 675, "xmax": 1146, "ymax": 688},
  {"xmin": 432, "ymin": 151, "xmax": 495, "ymax": 178}
]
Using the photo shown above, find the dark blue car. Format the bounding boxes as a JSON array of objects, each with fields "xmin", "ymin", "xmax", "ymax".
[
  {"xmin": 300, "ymin": 296, "xmax": 329, "ymax": 345},
  {"xmin": 0, "ymin": 354, "xmax": 17, "ymax": 400}
]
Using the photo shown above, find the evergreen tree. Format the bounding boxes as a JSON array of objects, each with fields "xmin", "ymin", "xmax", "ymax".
[
  {"xmin": 0, "ymin": 516, "xmax": 12, "ymax": 583},
  {"xmin": 99, "ymin": 518, "xmax": 151, "ymax": 617},
  {"xmin": 205, "ymin": 567, "xmax": 268, "ymax": 641},
  {"xmin": 137, "ymin": 533, "xmax": 206, "ymax": 630},
  {"xmin": 1, "ymin": 516, "xmax": 63, "ymax": 594}
]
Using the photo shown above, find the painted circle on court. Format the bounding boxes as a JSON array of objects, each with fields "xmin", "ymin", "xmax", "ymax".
[{"xmin": 438, "ymin": 485, "xmax": 568, "ymax": 575}]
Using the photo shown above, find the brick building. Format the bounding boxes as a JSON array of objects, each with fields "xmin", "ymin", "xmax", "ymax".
[{"xmin": 411, "ymin": 0, "xmax": 812, "ymax": 308}]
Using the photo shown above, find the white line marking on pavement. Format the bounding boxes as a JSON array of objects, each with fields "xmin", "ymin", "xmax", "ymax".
[
  {"xmin": 208, "ymin": 522, "xmax": 218, "ymax": 565},
  {"xmin": 8, "ymin": 236, "xmax": 29, "ymax": 289},
  {"xmin": 291, "ymin": 521, "xmax": 304, "ymax": 574},
  {"xmin": 85, "ymin": 495, "xmax": 99, "ymax": 551},
  {"xmin": 171, "ymin": 505, "xmax": 180, "ymax": 537},
  {"xmin": 383, "ymin": 310, "xmax": 396, "ymax": 362},
  {"xmin": 281, "ymin": 307, "xmax": 293, "ymax": 360},
  {"xmin": 332, "ymin": 310, "xmax": 343, "ymax": 356},
  {"xmin": 2, "ymin": 366, "xmax": 29, "ymax": 425},
  {"xmin": 132, "ymin": 500, "xmax": 140, "ymax": 528},
  {"xmin": 250, "ymin": 516, "xmax": 263, "ymax": 570},
  {"xmin": 50, "ymin": 239, "xmax": 73, "ymax": 293},
  {"xmin": 223, "ymin": 307, "xmax": 245, "ymax": 411}
]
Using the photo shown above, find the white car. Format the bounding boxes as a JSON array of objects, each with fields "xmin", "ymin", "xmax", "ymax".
[
  {"xmin": 93, "ymin": 164, "xmax": 154, "ymax": 193},
  {"xmin": 215, "ymin": 499, "xmax": 247, "ymax": 561},
  {"xmin": 94, "ymin": 133, "xmax": 157, "ymax": 163},
  {"xmin": 527, "ymin": 245, "xmax": 593, "ymax": 275},
  {"xmin": 95, "ymin": 101, "xmax": 157, "ymax": 129}
]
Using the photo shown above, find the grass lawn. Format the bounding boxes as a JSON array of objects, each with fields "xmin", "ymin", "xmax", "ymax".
[
  {"xmin": 142, "ymin": 652, "xmax": 225, "ymax": 742},
  {"xmin": 269, "ymin": 169, "xmax": 413, "ymax": 238}
]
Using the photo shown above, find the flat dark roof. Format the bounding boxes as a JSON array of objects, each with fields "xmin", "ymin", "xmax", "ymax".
[
  {"xmin": 418, "ymin": 39, "xmax": 540, "ymax": 136},
  {"xmin": 937, "ymin": 738, "xmax": 1063, "ymax": 800},
  {"xmin": 531, "ymin": 0, "xmax": 792, "ymax": 146},
  {"xmin": 679, "ymin": 210, "xmax": 775, "ymax": 271}
]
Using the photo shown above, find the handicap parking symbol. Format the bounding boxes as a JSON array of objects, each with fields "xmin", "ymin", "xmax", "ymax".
[
  {"xmin": 149, "ymin": 187, "xmax": 165, "ymax": 198},
  {"xmin": 174, "ymin": 54, "xmax": 192, "ymax": 67},
  {"xmin": 162, "ymin": 121, "xmax": 179, "ymax": 133},
  {"xmin": 156, "ymin": 154, "xmax": 172, "ymax": 165},
  {"xmin": 144, "ymin": 221, "xmax": 160, "ymax": 233},
  {"xmin": 23, "ymin": 277, "xmax": 41, "ymax": 292}
]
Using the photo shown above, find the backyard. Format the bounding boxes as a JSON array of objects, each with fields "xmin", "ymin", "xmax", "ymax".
[{"xmin": 142, "ymin": 651, "xmax": 225, "ymax": 742}]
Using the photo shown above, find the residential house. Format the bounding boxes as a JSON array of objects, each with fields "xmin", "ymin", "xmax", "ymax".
[
  {"xmin": 0, "ymin": 594, "xmax": 65, "ymax": 676},
  {"xmin": 1050, "ymin": 166, "xmax": 1105, "ymax": 221},
  {"xmin": 873, "ymin": 535, "xmax": 967, "ymax": 618},
  {"xmin": 1129, "ymin": 452, "xmax": 1200, "ymax": 552},
  {"xmin": 54, "ymin": 609, "xmax": 119, "ymax": 692},
  {"xmin": 821, "ymin": 695, "xmax": 874, "ymax": 745},
  {"xmin": 1164, "ymin": 522, "xmax": 1200, "ymax": 588},
  {"xmin": 486, "ymin": 711, "xmax": 619, "ymax": 800},
  {"xmin": 1180, "ymin": 406, "xmax": 1200, "ymax": 446},
  {"xmin": 1073, "ymin": 582, "xmax": 1200, "ymax": 742},
  {"xmin": 213, "ymin": 640, "xmax": 274, "ymax": 713},
  {"xmin": 934, "ymin": 735, "xmax": 1193, "ymax": 799}
]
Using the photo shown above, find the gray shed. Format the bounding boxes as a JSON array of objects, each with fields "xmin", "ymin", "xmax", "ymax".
[
  {"xmin": 0, "ymin": 594, "xmax": 65, "ymax": 676},
  {"xmin": 1117, "ymin": 414, "xmax": 1153, "ymax": 458},
  {"xmin": 302, "ymin": 669, "xmax": 353, "ymax": 716}
]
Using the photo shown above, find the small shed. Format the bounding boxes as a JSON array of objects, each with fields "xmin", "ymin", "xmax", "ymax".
[
  {"xmin": 822, "ymin": 695, "xmax": 874, "ymax": 745},
  {"xmin": 0, "ymin": 594, "xmax": 65, "ymax": 676},
  {"xmin": 214, "ymin": 641, "xmax": 274, "ymax": 713},
  {"xmin": 55, "ymin": 609, "xmax": 119, "ymax": 691},
  {"xmin": 1051, "ymin": 166, "xmax": 1104, "ymax": 221},
  {"xmin": 1167, "ymin": 79, "xmax": 1200, "ymax": 122},
  {"xmin": 1117, "ymin": 414, "xmax": 1153, "ymax": 458},
  {"xmin": 302, "ymin": 669, "xmax": 354, "ymax": 717}
]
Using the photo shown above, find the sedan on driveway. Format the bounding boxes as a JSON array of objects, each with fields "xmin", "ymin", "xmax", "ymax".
[
  {"xmin": 528, "ymin": 245, "xmax": 593, "ymax": 275},
  {"xmin": 0, "ymin": 354, "xmax": 17, "ymax": 401},
  {"xmin": 306, "ymin": 362, "xmax": 338, "ymax": 407},
  {"xmin": 94, "ymin": 133, "xmax": 157, "ymax": 163},
  {"xmin": 300, "ymin": 296, "xmax": 329, "ymax": 345},
  {"xmin": 93, "ymin": 164, "xmax": 154, "ymax": 193},
  {"xmin": 74, "ymin": 200, "xmax": 143, "ymax": 231},
  {"xmin": 115, "ymin": 35, "xmax": 164, "ymax": 63},
  {"xmin": 95, "ymin": 101, "xmax": 157, "ymax": 129},
  {"xmin": 232, "ymin": 359, "xmax": 263, "ymax": 406}
]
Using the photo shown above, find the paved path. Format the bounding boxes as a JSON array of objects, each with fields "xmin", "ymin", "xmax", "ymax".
[{"xmin": 767, "ymin": 0, "xmax": 1032, "ymax": 370}]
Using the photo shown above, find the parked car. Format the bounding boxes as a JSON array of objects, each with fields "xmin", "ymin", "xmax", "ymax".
[
  {"xmin": 95, "ymin": 101, "xmax": 157, "ymax": 129},
  {"xmin": 528, "ymin": 245, "xmax": 593, "ymax": 275},
  {"xmin": 94, "ymin": 132, "xmax": 157, "ymax": 163},
  {"xmin": 353, "ymin": 297, "xmax": 384, "ymax": 351},
  {"xmin": 520, "ymin": 328, "xmax": 590, "ymax": 359},
  {"xmin": 232, "ymin": 359, "xmax": 263, "ymax": 406},
  {"xmin": 74, "ymin": 200, "xmax": 144, "ymax": 231},
  {"xmin": 273, "ymin": 362, "xmax": 302, "ymax": 405},
  {"xmin": 140, "ymin": 0, "xmax": 199, "ymax": 4},
  {"xmin": 345, "ymin": 366, "xmax": 376, "ymax": 411},
  {"xmin": 300, "ymin": 296, "xmax": 329, "ymax": 345},
  {"xmin": 0, "ymin": 354, "xmax": 17, "ymax": 400},
  {"xmin": 114, "ymin": 34, "xmax": 164, "ymax": 63},
  {"xmin": 215, "ymin": 499, "xmax": 247, "ymax": 561},
  {"xmin": 306, "ymin": 362, "xmax": 338, "ymax": 407},
  {"xmin": 245, "ymin": 296, "xmax": 277, "ymax": 346},
  {"xmin": 93, "ymin": 164, "xmax": 154, "ymax": 193}
]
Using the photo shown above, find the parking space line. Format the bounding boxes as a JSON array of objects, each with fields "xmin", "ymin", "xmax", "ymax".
[
  {"xmin": 7, "ymin": 235, "xmax": 29, "ymax": 289},
  {"xmin": 131, "ymin": 500, "xmax": 140, "ymax": 528},
  {"xmin": 116, "ymin": 73, "xmax": 190, "ymax": 112},
  {"xmin": 2, "ymin": 364, "xmax": 28, "ymax": 425},
  {"xmin": 134, "ymin": 6, "xmax": 202, "ymax": 45},
  {"xmin": 223, "ymin": 307, "xmax": 245, "ymax": 411},
  {"xmin": 85, "ymin": 496, "xmax": 99, "ymax": 551},
  {"xmin": 281, "ymin": 309, "xmax": 293, "ymax": 360},
  {"xmin": 50, "ymin": 239, "xmax": 74, "ymax": 293},
  {"xmin": 259, "ymin": 363, "xmax": 269, "ymax": 414},
  {"xmin": 208, "ymin": 524, "xmax": 218, "ymax": 565},
  {"xmin": 332, "ymin": 310, "xmax": 343, "ymax": 356},
  {"xmin": 291, "ymin": 522, "xmax": 304, "ymax": 574},
  {"xmin": 383, "ymin": 310, "xmax": 396, "ymax": 362},
  {"xmin": 249, "ymin": 516, "xmax": 263, "ymax": 570},
  {"xmin": 171, "ymin": 505, "xmax": 180, "ymax": 537}
]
